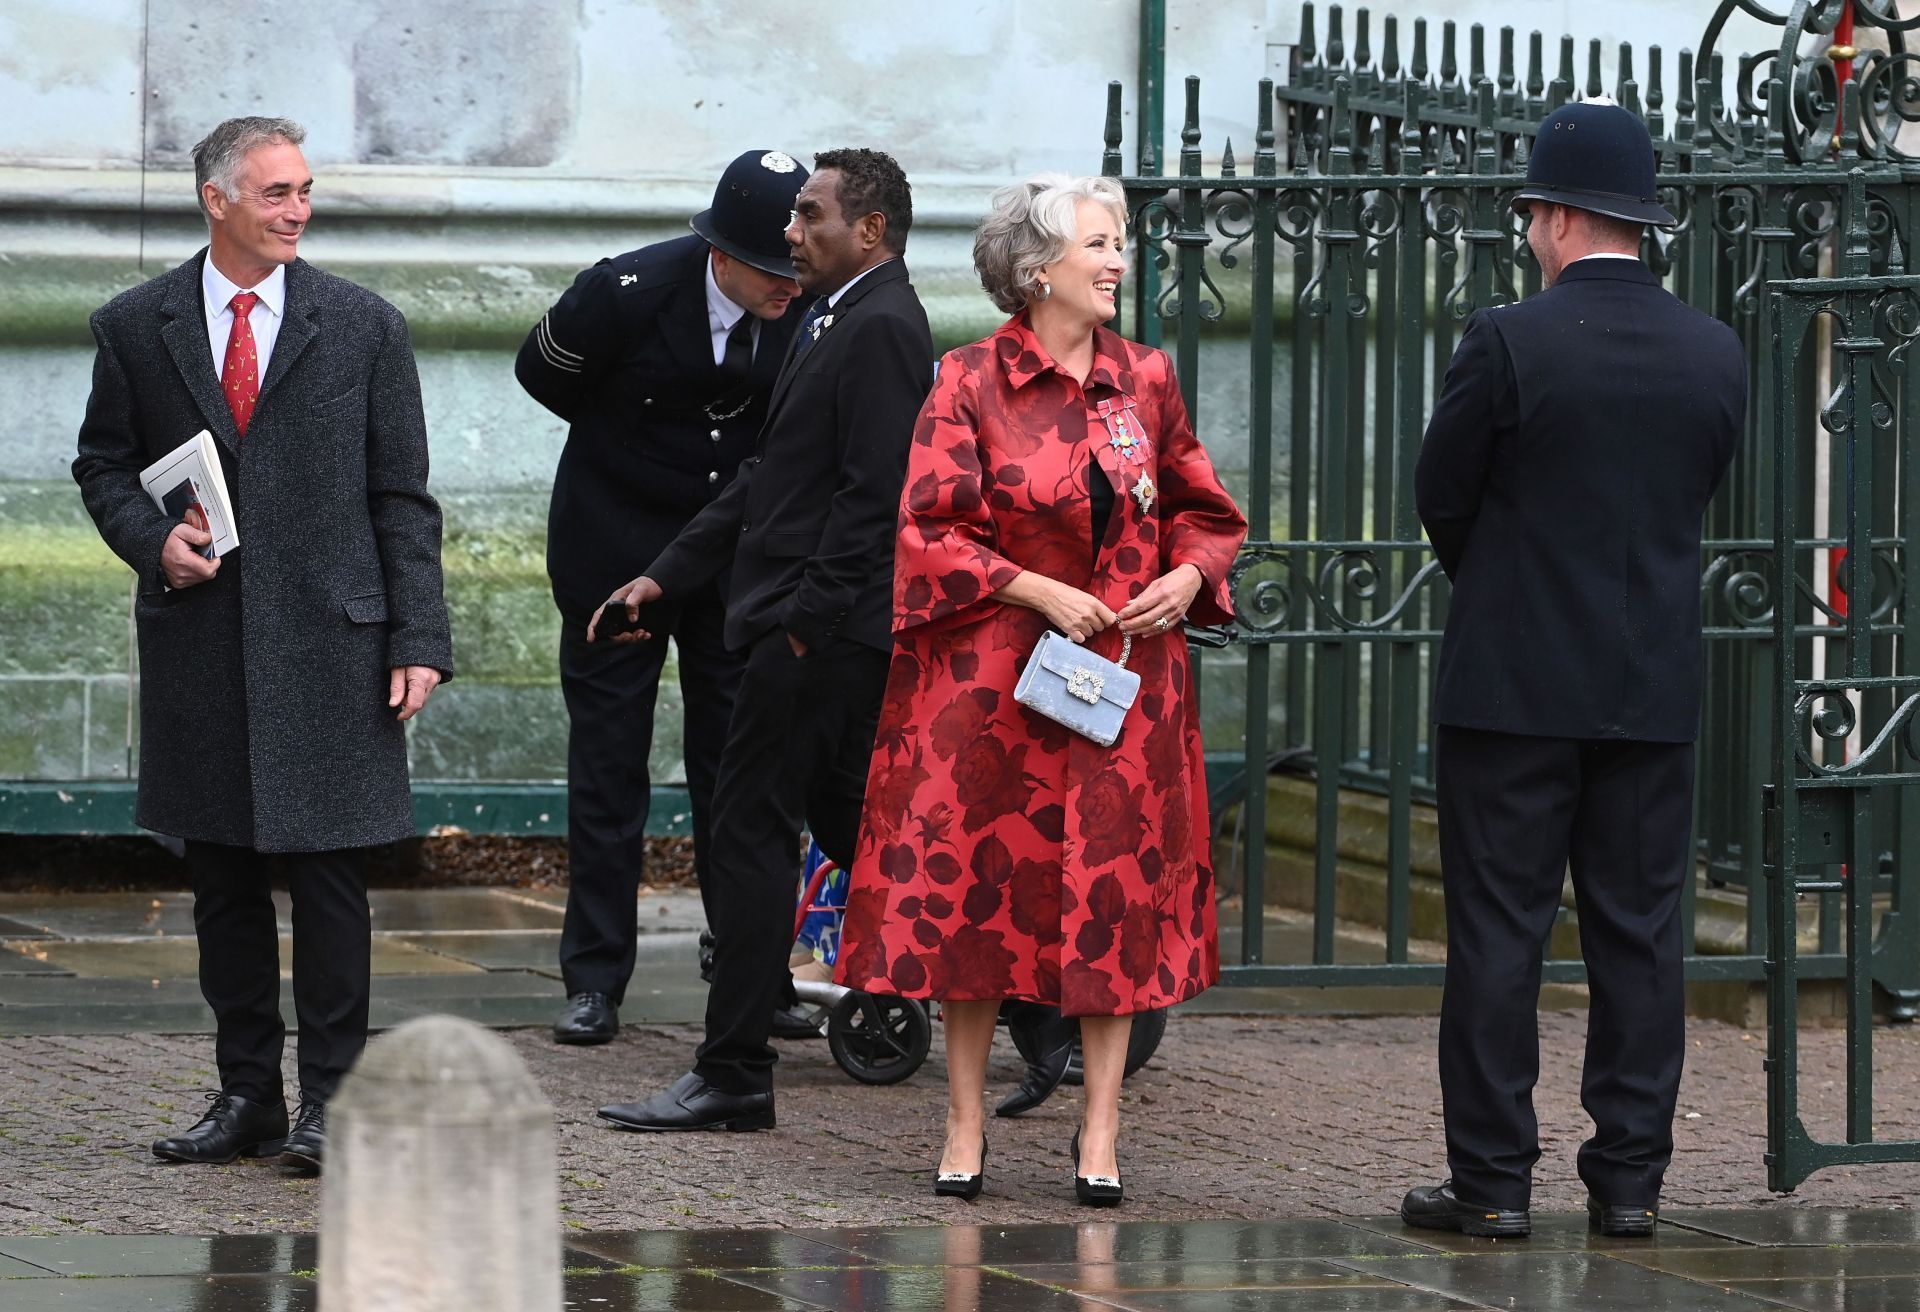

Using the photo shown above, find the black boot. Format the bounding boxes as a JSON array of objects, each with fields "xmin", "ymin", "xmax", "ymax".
[{"xmin": 996, "ymin": 1003, "xmax": 1076, "ymax": 1118}]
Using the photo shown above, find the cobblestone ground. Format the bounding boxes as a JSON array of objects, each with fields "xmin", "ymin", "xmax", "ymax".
[{"xmin": 4, "ymin": 1013, "xmax": 1920, "ymax": 1235}]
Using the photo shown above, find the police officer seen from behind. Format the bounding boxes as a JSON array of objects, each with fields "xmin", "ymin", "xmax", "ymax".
[
  {"xmin": 515, "ymin": 150, "xmax": 812, "ymax": 1046},
  {"xmin": 1402, "ymin": 100, "xmax": 1745, "ymax": 1239}
]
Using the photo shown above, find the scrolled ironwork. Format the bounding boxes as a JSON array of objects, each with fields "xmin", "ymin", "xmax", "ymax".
[
  {"xmin": 1792, "ymin": 688, "xmax": 1920, "ymax": 776},
  {"xmin": 1702, "ymin": 549, "xmax": 1780, "ymax": 628},
  {"xmin": 1227, "ymin": 546, "xmax": 1446, "ymax": 635}
]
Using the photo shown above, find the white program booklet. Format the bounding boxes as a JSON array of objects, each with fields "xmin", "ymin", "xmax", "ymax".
[{"xmin": 139, "ymin": 430, "xmax": 239, "ymax": 559}]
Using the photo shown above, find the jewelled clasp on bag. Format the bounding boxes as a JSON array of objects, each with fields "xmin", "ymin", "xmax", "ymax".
[{"xmin": 1067, "ymin": 666, "xmax": 1106, "ymax": 704}]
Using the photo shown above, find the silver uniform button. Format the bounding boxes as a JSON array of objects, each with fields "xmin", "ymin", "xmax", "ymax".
[
  {"xmin": 710, "ymin": 429, "xmax": 721, "ymax": 441},
  {"xmin": 708, "ymin": 471, "xmax": 719, "ymax": 483},
  {"xmin": 643, "ymin": 397, "xmax": 654, "ymax": 406}
]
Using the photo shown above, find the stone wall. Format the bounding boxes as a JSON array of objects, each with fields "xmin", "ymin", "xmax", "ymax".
[{"xmin": 0, "ymin": 0, "xmax": 1781, "ymax": 793}]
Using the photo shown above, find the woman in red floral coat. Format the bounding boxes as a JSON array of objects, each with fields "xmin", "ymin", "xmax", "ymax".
[{"xmin": 836, "ymin": 174, "xmax": 1246, "ymax": 1204}]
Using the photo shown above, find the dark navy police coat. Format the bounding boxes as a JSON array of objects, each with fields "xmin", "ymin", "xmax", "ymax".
[{"xmin": 1415, "ymin": 257, "xmax": 1746, "ymax": 743}]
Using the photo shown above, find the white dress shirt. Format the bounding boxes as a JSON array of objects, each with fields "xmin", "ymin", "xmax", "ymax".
[
  {"xmin": 202, "ymin": 257, "xmax": 287, "ymax": 383},
  {"xmin": 704, "ymin": 254, "xmax": 760, "ymax": 367}
]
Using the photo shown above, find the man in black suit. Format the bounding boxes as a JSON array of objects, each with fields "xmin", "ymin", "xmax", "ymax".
[
  {"xmin": 591, "ymin": 148, "xmax": 932, "ymax": 1131},
  {"xmin": 1401, "ymin": 101, "xmax": 1745, "ymax": 1239},
  {"xmin": 515, "ymin": 150, "xmax": 811, "ymax": 1046},
  {"xmin": 72, "ymin": 117, "xmax": 453, "ymax": 1175}
]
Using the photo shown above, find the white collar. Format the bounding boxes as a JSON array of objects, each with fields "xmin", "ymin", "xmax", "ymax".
[
  {"xmin": 203, "ymin": 255, "xmax": 286, "ymax": 320},
  {"xmin": 826, "ymin": 257, "xmax": 896, "ymax": 309},
  {"xmin": 704, "ymin": 253, "xmax": 748, "ymax": 335},
  {"xmin": 1575, "ymin": 252, "xmax": 1642, "ymax": 263}
]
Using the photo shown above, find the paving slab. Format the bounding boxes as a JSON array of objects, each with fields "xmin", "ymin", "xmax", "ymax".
[
  {"xmin": 5, "ymin": 935, "xmax": 484, "ymax": 979},
  {"xmin": 1665, "ymin": 1206, "xmax": 1920, "ymax": 1246},
  {"xmin": 1334, "ymin": 1251, "xmax": 1789, "ymax": 1310},
  {"xmin": 21, "ymin": 1219, "xmax": 1914, "ymax": 1310},
  {"xmin": 0, "ymin": 892, "xmax": 212, "ymax": 939},
  {"xmin": 1726, "ymin": 1274, "xmax": 1920, "ymax": 1311}
]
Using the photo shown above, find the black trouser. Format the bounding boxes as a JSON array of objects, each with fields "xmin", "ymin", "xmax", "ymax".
[
  {"xmin": 185, "ymin": 841, "xmax": 371, "ymax": 1104},
  {"xmin": 557, "ymin": 583, "xmax": 739, "ymax": 1004},
  {"xmin": 1434, "ymin": 725, "xmax": 1695, "ymax": 1211},
  {"xmin": 694, "ymin": 630, "xmax": 889, "ymax": 1094}
]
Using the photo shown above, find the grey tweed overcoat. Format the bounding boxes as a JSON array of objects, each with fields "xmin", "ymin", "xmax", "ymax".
[{"xmin": 73, "ymin": 251, "xmax": 454, "ymax": 853}]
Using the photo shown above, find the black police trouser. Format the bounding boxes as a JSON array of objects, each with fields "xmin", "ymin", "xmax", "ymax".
[
  {"xmin": 1434, "ymin": 725, "xmax": 1695, "ymax": 1211},
  {"xmin": 185, "ymin": 840, "xmax": 370, "ymax": 1104},
  {"xmin": 557, "ymin": 582, "xmax": 740, "ymax": 1005},
  {"xmin": 693, "ymin": 629, "xmax": 888, "ymax": 1095}
]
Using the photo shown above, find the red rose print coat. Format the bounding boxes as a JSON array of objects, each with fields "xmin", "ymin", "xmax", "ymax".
[{"xmin": 835, "ymin": 314, "xmax": 1248, "ymax": 1016}]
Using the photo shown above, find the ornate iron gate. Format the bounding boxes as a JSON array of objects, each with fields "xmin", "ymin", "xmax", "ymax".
[
  {"xmin": 1766, "ymin": 167, "xmax": 1920, "ymax": 1190},
  {"xmin": 1096, "ymin": 0, "xmax": 1920, "ymax": 1119}
]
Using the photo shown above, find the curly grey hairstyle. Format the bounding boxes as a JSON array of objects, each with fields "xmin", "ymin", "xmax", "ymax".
[
  {"xmin": 973, "ymin": 173, "xmax": 1128, "ymax": 315},
  {"xmin": 192, "ymin": 116, "xmax": 307, "ymax": 218}
]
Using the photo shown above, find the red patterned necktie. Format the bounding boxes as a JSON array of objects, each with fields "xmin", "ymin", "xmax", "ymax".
[{"xmin": 223, "ymin": 291, "xmax": 261, "ymax": 437}]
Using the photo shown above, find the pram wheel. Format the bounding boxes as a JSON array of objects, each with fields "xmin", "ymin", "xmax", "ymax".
[
  {"xmin": 827, "ymin": 992, "xmax": 931, "ymax": 1085},
  {"xmin": 1008, "ymin": 1006, "xmax": 1168, "ymax": 1085}
]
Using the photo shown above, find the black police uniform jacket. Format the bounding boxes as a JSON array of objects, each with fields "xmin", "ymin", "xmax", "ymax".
[
  {"xmin": 1414, "ymin": 257, "xmax": 1746, "ymax": 743},
  {"xmin": 645, "ymin": 260, "xmax": 934, "ymax": 652},
  {"xmin": 515, "ymin": 233, "xmax": 809, "ymax": 617}
]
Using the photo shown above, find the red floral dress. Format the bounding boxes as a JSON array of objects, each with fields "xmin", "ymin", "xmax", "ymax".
[{"xmin": 834, "ymin": 314, "xmax": 1247, "ymax": 1016}]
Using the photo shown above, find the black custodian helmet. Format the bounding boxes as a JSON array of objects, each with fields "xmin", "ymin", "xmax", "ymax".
[
  {"xmin": 690, "ymin": 149, "xmax": 810, "ymax": 278},
  {"xmin": 1512, "ymin": 100, "xmax": 1676, "ymax": 229}
]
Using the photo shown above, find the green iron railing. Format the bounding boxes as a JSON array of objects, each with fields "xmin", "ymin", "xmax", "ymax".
[
  {"xmin": 1099, "ymin": 0, "xmax": 1919, "ymax": 1014},
  {"xmin": 1766, "ymin": 168, "xmax": 1920, "ymax": 1191}
]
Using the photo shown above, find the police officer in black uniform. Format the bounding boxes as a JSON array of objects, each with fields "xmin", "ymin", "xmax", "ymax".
[
  {"xmin": 1401, "ymin": 102, "xmax": 1745, "ymax": 1238},
  {"xmin": 516, "ymin": 149, "xmax": 812, "ymax": 1045}
]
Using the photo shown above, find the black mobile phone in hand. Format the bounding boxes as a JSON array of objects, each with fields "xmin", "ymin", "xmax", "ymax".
[{"xmin": 596, "ymin": 602, "xmax": 658, "ymax": 639}]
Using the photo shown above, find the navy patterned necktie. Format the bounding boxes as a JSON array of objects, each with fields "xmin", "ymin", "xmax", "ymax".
[{"xmin": 789, "ymin": 300, "xmax": 832, "ymax": 365}]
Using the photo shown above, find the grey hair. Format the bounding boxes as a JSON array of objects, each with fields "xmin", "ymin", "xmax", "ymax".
[
  {"xmin": 191, "ymin": 117, "xmax": 307, "ymax": 218},
  {"xmin": 973, "ymin": 173, "xmax": 1128, "ymax": 315}
]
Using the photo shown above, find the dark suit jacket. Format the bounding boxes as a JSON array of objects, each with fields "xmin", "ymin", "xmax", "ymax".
[
  {"xmin": 514, "ymin": 233, "xmax": 808, "ymax": 617},
  {"xmin": 72, "ymin": 252, "xmax": 453, "ymax": 852},
  {"xmin": 1414, "ymin": 257, "xmax": 1745, "ymax": 742},
  {"xmin": 646, "ymin": 259, "xmax": 934, "ymax": 652}
]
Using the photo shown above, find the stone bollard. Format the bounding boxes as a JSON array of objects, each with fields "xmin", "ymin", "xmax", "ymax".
[{"xmin": 320, "ymin": 1015, "xmax": 560, "ymax": 1312}]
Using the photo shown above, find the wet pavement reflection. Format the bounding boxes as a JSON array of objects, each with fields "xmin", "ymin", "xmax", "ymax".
[{"xmin": 3, "ymin": 1212, "xmax": 1914, "ymax": 1310}]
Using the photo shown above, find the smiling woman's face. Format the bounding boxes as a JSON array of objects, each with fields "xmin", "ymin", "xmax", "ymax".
[{"xmin": 1039, "ymin": 199, "xmax": 1128, "ymax": 327}]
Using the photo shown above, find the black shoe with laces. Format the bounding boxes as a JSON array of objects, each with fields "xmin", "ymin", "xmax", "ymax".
[
  {"xmin": 151, "ymin": 1091, "xmax": 288, "ymax": 1165},
  {"xmin": 553, "ymin": 992, "xmax": 619, "ymax": 1045},
  {"xmin": 1400, "ymin": 1180, "xmax": 1532, "ymax": 1238},
  {"xmin": 279, "ymin": 1098, "xmax": 327, "ymax": 1177}
]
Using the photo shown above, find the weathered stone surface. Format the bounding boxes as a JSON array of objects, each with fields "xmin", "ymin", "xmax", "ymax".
[{"xmin": 321, "ymin": 1015, "xmax": 560, "ymax": 1312}]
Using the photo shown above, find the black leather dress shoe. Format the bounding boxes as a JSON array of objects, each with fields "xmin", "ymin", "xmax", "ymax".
[
  {"xmin": 770, "ymin": 1003, "xmax": 824, "ymax": 1040},
  {"xmin": 1400, "ymin": 1181, "xmax": 1531, "ymax": 1237},
  {"xmin": 553, "ymin": 992, "xmax": 619, "ymax": 1045},
  {"xmin": 1588, "ymin": 1197, "xmax": 1658, "ymax": 1236},
  {"xmin": 279, "ymin": 1098, "xmax": 327, "ymax": 1177},
  {"xmin": 996, "ymin": 1003, "xmax": 1075, "ymax": 1118},
  {"xmin": 598, "ymin": 1071, "xmax": 775, "ymax": 1132},
  {"xmin": 152, "ymin": 1092, "xmax": 289, "ymax": 1165}
]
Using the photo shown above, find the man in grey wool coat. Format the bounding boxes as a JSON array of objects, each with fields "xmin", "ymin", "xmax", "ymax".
[{"xmin": 72, "ymin": 116, "xmax": 453, "ymax": 1176}]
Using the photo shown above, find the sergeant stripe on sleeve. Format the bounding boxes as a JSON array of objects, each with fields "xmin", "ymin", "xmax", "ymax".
[{"xmin": 535, "ymin": 314, "xmax": 585, "ymax": 373}]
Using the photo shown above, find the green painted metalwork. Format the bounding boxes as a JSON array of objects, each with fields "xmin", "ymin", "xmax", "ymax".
[
  {"xmin": 1096, "ymin": 1, "xmax": 1920, "ymax": 1183},
  {"xmin": 0, "ymin": 782, "xmax": 695, "ymax": 838},
  {"xmin": 1765, "ymin": 166, "xmax": 1920, "ymax": 1191}
]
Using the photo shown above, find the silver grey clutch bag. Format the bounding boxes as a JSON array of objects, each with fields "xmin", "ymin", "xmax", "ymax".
[{"xmin": 1014, "ymin": 631, "xmax": 1140, "ymax": 746}]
